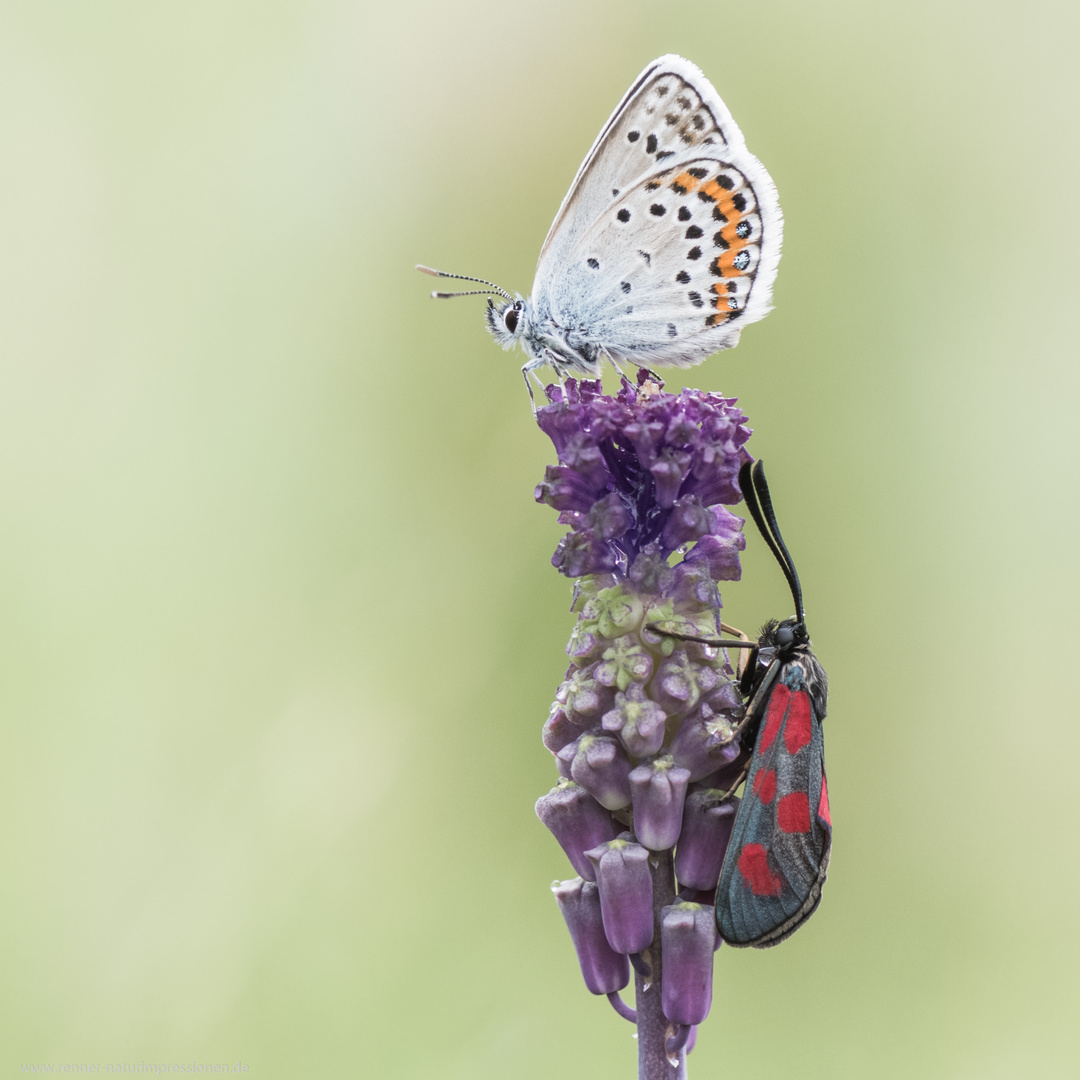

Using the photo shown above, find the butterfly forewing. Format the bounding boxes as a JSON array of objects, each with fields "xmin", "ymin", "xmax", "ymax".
[
  {"xmin": 716, "ymin": 659, "xmax": 831, "ymax": 947},
  {"xmin": 536, "ymin": 57, "xmax": 743, "ymax": 274}
]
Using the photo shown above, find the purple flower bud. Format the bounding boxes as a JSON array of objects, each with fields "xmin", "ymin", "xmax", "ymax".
[
  {"xmin": 661, "ymin": 494, "xmax": 714, "ymax": 551},
  {"xmin": 553, "ymin": 878, "xmax": 630, "ymax": 995},
  {"xmin": 669, "ymin": 690, "xmax": 744, "ymax": 781},
  {"xmin": 652, "ymin": 648, "xmax": 717, "ymax": 717},
  {"xmin": 661, "ymin": 902, "xmax": 717, "ymax": 1025},
  {"xmin": 585, "ymin": 491, "xmax": 632, "ymax": 541},
  {"xmin": 627, "ymin": 545, "xmax": 676, "ymax": 594},
  {"xmin": 541, "ymin": 705, "xmax": 579, "ymax": 755},
  {"xmin": 558, "ymin": 732, "xmax": 633, "ymax": 810},
  {"xmin": 602, "ymin": 683, "xmax": 668, "ymax": 758},
  {"xmin": 535, "ymin": 463, "xmax": 606, "ymax": 513},
  {"xmin": 629, "ymin": 755, "xmax": 691, "ymax": 851},
  {"xmin": 670, "ymin": 559, "xmax": 723, "ymax": 611},
  {"xmin": 649, "ymin": 447, "xmax": 693, "ymax": 509},
  {"xmin": 552, "ymin": 529, "xmax": 617, "ymax": 577},
  {"xmin": 581, "ymin": 583, "xmax": 644, "ymax": 639},
  {"xmin": 556, "ymin": 664, "xmax": 615, "ymax": 725},
  {"xmin": 594, "ymin": 635, "xmax": 654, "ymax": 692},
  {"xmin": 673, "ymin": 788, "xmax": 739, "ymax": 890},
  {"xmin": 585, "ymin": 835, "xmax": 654, "ymax": 954},
  {"xmin": 536, "ymin": 780, "xmax": 620, "ymax": 881}
]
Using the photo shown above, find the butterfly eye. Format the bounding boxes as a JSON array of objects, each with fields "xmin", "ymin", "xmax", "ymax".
[
  {"xmin": 503, "ymin": 305, "xmax": 520, "ymax": 333},
  {"xmin": 776, "ymin": 625, "xmax": 795, "ymax": 648}
]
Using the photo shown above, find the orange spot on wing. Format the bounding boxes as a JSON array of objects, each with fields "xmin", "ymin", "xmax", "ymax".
[{"xmin": 672, "ymin": 171, "xmax": 701, "ymax": 193}]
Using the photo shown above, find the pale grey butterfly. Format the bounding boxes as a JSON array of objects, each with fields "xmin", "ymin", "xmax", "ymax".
[{"xmin": 418, "ymin": 55, "xmax": 782, "ymax": 403}]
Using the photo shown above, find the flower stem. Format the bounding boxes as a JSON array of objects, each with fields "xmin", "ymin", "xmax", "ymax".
[{"xmin": 635, "ymin": 849, "xmax": 687, "ymax": 1080}]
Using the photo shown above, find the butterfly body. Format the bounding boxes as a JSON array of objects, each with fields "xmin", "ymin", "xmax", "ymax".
[{"xmin": 426, "ymin": 56, "xmax": 783, "ymax": 387}]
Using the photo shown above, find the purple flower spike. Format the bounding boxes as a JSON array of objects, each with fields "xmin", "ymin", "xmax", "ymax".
[
  {"xmin": 661, "ymin": 902, "xmax": 717, "ymax": 1025},
  {"xmin": 536, "ymin": 779, "xmax": 620, "ymax": 881},
  {"xmin": 553, "ymin": 878, "xmax": 630, "ymax": 995},
  {"xmin": 585, "ymin": 835, "xmax": 654, "ymax": 954},
  {"xmin": 559, "ymin": 732, "xmax": 633, "ymax": 810},
  {"xmin": 673, "ymin": 788, "xmax": 739, "ymax": 891},
  {"xmin": 602, "ymin": 683, "xmax": 668, "ymax": 758},
  {"xmin": 629, "ymin": 755, "xmax": 691, "ymax": 852}
]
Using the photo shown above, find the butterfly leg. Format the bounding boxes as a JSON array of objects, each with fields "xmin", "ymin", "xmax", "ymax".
[{"xmin": 521, "ymin": 364, "xmax": 537, "ymax": 412}]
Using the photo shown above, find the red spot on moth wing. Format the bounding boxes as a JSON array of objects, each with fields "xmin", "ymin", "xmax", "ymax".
[
  {"xmin": 752, "ymin": 768, "xmax": 776, "ymax": 804},
  {"xmin": 818, "ymin": 775, "xmax": 831, "ymax": 826},
  {"xmin": 783, "ymin": 691, "xmax": 813, "ymax": 754},
  {"xmin": 777, "ymin": 792, "xmax": 811, "ymax": 833},
  {"xmin": 758, "ymin": 684, "xmax": 790, "ymax": 754},
  {"xmin": 737, "ymin": 844, "xmax": 783, "ymax": 896}
]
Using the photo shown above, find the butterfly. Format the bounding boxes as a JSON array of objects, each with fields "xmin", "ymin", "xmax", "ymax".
[{"xmin": 418, "ymin": 55, "xmax": 783, "ymax": 399}]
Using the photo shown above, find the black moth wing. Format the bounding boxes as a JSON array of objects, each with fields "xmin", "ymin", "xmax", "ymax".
[{"xmin": 715, "ymin": 651, "xmax": 831, "ymax": 947}]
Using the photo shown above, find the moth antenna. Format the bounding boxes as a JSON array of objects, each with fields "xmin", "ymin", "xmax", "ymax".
[
  {"xmin": 743, "ymin": 460, "xmax": 805, "ymax": 626},
  {"xmin": 415, "ymin": 265, "xmax": 513, "ymax": 302}
]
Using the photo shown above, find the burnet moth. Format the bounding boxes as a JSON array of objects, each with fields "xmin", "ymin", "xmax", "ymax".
[{"xmin": 655, "ymin": 460, "xmax": 831, "ymax": 947}]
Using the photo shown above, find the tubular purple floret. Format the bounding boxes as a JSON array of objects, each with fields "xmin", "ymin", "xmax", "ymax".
[
  {"xmin": 673, "ymin": 788, "xmax": 740, "ymax": 891},
  {"xmin": 585, "ymin": 835, "xmax": 655, "ymax": 955},
  {"xmin": 553, "ymin": 878, "xmax": 631, "ymax": 995},
  {"xmin": 536, "ymin": 780, "xmax": 621, "ymax": 881},
  {"xmin": 541, "ymin": 705, "xmax": 580, "ymax": 754},
  {"xmin": 628, "ymin": 755, "xmax": 692, "ymax": 852},
  {"xmin": 660, "ymin": 902, "xmax": 718, "ymax": 1026},
  {"xmin": 668, "ymin": 689, "xmax": 745, "ymax": 781},
  {"xmin": 601, "ymin": 683, "xmax": 668, "ymax": 758},
  {"xmin": 558, "ymin": 732, "xmax": 634, "ymax": 810}
]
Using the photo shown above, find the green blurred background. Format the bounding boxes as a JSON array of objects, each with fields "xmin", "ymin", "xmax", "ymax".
[{"xmin": 1, "ymin": 1, "xmax": 1077, "ymax": 1076}]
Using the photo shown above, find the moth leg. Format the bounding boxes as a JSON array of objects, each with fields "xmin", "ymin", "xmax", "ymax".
[{"xmin": 719, "ymin": 622, "xmax": 752, "ymax": 681}]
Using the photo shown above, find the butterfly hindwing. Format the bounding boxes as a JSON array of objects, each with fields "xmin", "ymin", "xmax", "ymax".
[
  {"xmin": 540, "ymin": 158, "xmax": 774, "ymax": 367},
  {"xmin": 716, "ymin": 660, "xmax": 832, "ymax": 948}
]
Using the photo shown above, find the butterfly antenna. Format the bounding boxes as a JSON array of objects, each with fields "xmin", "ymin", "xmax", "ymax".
[
  {"xmin": 415, "ymin": 265, "xmax": 513, "ymax": 302},
  {"xmin": 738, "ymin": 460, "xmax": 805, "ymax": 625}
]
